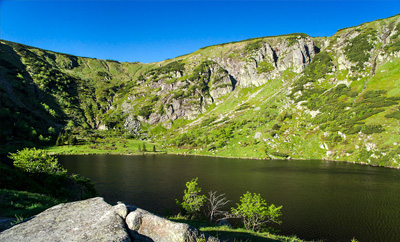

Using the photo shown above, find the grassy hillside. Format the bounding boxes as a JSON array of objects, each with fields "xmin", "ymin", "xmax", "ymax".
[{"xmin": 1, "ymin": 14, "xmax": 400, "ymax": 167}]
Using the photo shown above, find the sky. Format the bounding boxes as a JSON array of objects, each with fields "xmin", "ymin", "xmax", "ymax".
[{"xmin": 0, "ymin": 1, "xmax": 399, "ymax": 63}]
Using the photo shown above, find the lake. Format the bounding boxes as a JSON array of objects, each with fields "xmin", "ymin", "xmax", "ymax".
[{"xmin": 58, "ymin": 154, "xmax": 400, "ymax": 242}]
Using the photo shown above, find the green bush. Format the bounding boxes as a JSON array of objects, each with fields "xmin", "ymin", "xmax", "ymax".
[
  {"xmin": 256, "ymin": 61, "xmax": 274, "ymax": 74},
  {"xmin": 177, "ymin": 177, "xmax": 206, "ymax": 217},
  {"xmin": 231, "ymin": 192, "xmax": 282, "ymax": 231},
  {"xmin": 147, "ymin": 60, "xmax": 185, "ymax": 77},
  {"xmin": 9, "ymin": 148, "xmax": 66, "ymax": 175},
  {"xmin": 270, "ymin": 152, "xmax": 289, "ymax": 158},
  {"xmin": 385, "ymin": 109, "xmax": 400, "ymax": 119},
  {"xmin": 245, "ymin": 40, "xmax": 263, "ymax": 53},
  {"xmin": 139, "ymin": 105, "xmax": 153, "ymax": 119},
  {"xmin": 384, "ymin": 23, "xmax": 400, "ymax": 53},
  {"xmin": 344, "ymin": 28, "xmax": 377, "ymax": 70},
  {"xmin": 201, "ymin": 116, "xmax": 217, "ymax": 127},
  {"xmin": 361, "ymin": 124, "xmax": 384, "ymax": 134}
]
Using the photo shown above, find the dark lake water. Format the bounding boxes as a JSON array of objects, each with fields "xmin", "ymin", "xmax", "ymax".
[{"xmin": 58, "ymin": 154, "xmax": 400, "ymax": 242}]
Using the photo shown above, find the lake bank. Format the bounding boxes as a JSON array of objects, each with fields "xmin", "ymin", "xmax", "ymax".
[
  {"xmin": 43, "ymin": 141, "xmax": 400, "ymax": 170},
  {"xmin": 58, "ymin": 154, "xmax": 400, "ymax": 242}
]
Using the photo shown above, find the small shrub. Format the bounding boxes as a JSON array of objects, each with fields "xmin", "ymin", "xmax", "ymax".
[
  {"xmin": 270, "ymin": 152, "xmax": 289, "ymax": 158},
  {"xmin": 9, "ymin": 148, "xmax": 66, "ymax": 175},
  {"xmin": 231, "ymin": 191, "xmax": 282, "ymax": 231},
  {"xmin": 344, "ymin": 28, "xmax": 377, "ymax": 70},
  {"xmin": 139, "ymin": 105, "xmax": 153, "ymax": 119},
  {"xmin": 177, "ymin": 178, "xmax": 206, "ymax": 217},
  {"xmin": 361, "ymin": 124, "xmax": 384, "ymax": 134},
  {"xmin": 272, "ymin": 124, "xmax": 281, "ymax": 130},
  {"xmin": 245, "ymin": 40, "xmax": 263, "ymax": 53},
  {"xmin": 257, "ymin": 61, "xmax": 274, "ymax": 74},
  {"xmin": 201, "ymin": 116, "xmax": 217, "ymax": 127}
]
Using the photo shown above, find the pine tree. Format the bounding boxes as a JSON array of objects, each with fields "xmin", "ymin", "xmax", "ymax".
[
  {"xmin": 56, "ymin": 133, "xmax": 63, "ymax": 146},
  {"xmin": 152, "ymin": 145, "xmax": 156, "ymax": 152},
  {"xmin": 142, "ymin": 143, "xmax": 147, "ymax": 152},
  {"xmin": 138, "ymin": 144, "xmax": 142, "ymax": 152},
  {"xmin": 68, "ymin": 134, "xmax": 76, "ymax": 145}
]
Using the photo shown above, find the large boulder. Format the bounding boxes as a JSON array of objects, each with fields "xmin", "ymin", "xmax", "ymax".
[
  {"xmin": 125, "ymin": 206, "xmax": 218, "ymax": 242},
  {"xmin": 0, "ymin": 197, "xmax": 219, "ymax": 242},
  {"xmin": 0, "ymin": 197, "xmax": 130, "ymax": 242}
]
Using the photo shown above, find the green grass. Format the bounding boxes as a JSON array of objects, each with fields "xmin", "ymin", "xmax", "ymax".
[
  {"xmin": 168, "ymin": 215, "xmax": 308, "ymax": 242},
  {"xmin": 44, "ymin": 138, "xmax": 161, "ymax": 155},
  {"xmin": 0, "ymin": 189, "xmax": 64, "ymax": 220}
]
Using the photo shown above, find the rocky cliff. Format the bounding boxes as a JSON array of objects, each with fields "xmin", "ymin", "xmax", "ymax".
[{"xmin": 1, "ymin": 14, "xmax": 400, "ymax": 166}]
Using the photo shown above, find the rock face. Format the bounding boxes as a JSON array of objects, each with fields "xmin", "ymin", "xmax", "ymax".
[
  {"xmin": 125, "ymin": 206, "xmax": 217, "ymax": 242},
  {"xmin": 0, "ymin": 197, "xmax": 130, "ymax": 242},
  {"xmin": 0, "ymin": 197, "xmax": 218, "ymax": 242}
]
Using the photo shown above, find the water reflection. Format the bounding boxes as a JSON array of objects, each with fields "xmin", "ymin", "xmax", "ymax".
[{"xmin": 59, "ymin": 155, "xmax": 400, "ymax": 242}]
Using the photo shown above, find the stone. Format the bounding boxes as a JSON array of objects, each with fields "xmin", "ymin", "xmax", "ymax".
[
  {"xmin": 113, "ymin": 202, "xmax": 129, "ymax": 219},
  {"xmin": 126, "ymin": 207, "xmax": 218, "ymax": 242},
  {"xmin": 0, "ymin": 197, "xmax": 130, "ymax": 242}
]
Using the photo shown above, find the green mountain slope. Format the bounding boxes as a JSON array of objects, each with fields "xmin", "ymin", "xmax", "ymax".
[{"xmin": 1, "ymin": 14, "xmax": 400, "ymax": 167}]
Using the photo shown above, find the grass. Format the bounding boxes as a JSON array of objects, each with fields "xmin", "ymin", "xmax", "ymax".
[
  {"xmin": 44, "ymin": 138, "xmax": 161, "ymax": 155},
  {"xmin": 168, "ymin": 215, "xmax": 308, "ymax": 242},
  {"xmin": 0, "ymin": 189, "xmax": 64, "ymax": 220}
]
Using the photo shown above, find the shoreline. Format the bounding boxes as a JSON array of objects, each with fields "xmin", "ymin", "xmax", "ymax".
[{"xmin": 47, "ymin": 147, "xmax": 400, "ymax": 170}]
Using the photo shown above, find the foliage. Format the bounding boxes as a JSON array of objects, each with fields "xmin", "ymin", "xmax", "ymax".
[
  {"xmin": 0, "ymin": 189, "xmax": 64, "ymax": 219},
  {"xmin": 256, "ymin": 61, "xmax": 274, "ymax": 74},
  {"xmin": 9, "ymin": 148, "xmax": 66, "ymax": 175},
  {"xmin": 384, "ymin": 23, "xmax": 400, "ymax": 53},
  {"xmin": 344, "ymin": 28, "xmax": 377, "ymax": 70},
  {"xmin": 169, "ymin": 216, "xmax": 305, "ymax": 242},
  {"xmin": 290, "ymin": 51, "xmax": 333, "ymax": 96},
  {"xmin": 139, "ymin": 105, "xmax": 153, "ymax": 119},
  {"xmin": 270, "ymin": 152, "xmax": 289, "ymax": 158},
  {"xmin": 231, "ymin": 192, "xmax": 282, "ymax": 231},
  {"xmin": 56, "ymin": 131, "xmax": 77, "ymax": 146},
  {"xmin": 201, "ymin": 116, "xmax": 217, "ymax": 127},
  {"xmin": 245, "ymin": 40, "xmax": 263, "ymax": 53},
  {"xmin": 178, "ymin": 177, "xmax": 206, "ymax": 217},
  {"xmin": 286, "ymin": 34, "xmax": 308, "ymax": 46},
  {"xmin": 146, "ymin": 60, "xmax": 185, "ymax": 77},
  {"xmin": 385, "ymin": 106, "xmax": 400, "ymax": 119}
]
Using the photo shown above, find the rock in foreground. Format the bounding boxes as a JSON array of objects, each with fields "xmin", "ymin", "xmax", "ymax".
[
  {"xmin": 0, "ymin": 197, "xmax": 129, "ymax": 242},
  {"xmin": 0, "ymin": 197, "xmax": 218, "ymax": 242}
]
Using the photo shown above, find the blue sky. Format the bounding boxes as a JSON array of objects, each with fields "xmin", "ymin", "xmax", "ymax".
[{"xmin": 1, "ymin": 1, "xmax": 399, "ymax": 63}]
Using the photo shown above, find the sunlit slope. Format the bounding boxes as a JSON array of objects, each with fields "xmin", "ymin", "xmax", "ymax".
[{"xmin": 1, "ymin": 14, "xmax": 400, "ymax": 167}]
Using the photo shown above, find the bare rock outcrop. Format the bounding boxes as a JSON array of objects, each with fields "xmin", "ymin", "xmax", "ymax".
[
  {"xmin": 0, "ymin": 197, "xmax": 130, "ymax": 242},
  {"xmin": 125, "ymin": 205, "xmax": 218, "ymax": 242},
  {"xmin": 0, "ymin": 197, "xmax": 219, "ymax": 242}
]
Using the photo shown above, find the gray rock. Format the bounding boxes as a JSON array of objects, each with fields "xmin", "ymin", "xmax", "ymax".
[
  {"xmin": 113, "ymin": 202, "xmax": 129, "ymax": 219},
  {"xmin": 126, "ymin": 207, "xmax": 218, "ymax": 242},
  {"xmin": 0, "ymin": 197, "xmax": 130, "ymax": 242}
]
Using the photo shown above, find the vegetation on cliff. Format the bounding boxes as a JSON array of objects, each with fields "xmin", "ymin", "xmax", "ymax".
[{"xmin": 1, "ymin": 14, "xmax": 400, "ymax": 168}]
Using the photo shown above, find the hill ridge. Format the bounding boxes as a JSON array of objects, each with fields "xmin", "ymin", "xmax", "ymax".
[{"xmin": 1, "ymin": 13, "xmax": 400, "ymax": 167}]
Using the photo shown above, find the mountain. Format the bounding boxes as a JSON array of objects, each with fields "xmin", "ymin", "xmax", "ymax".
[{"xmin": 1, "ymin": 14, "xmax": 400, "ymax": 167}]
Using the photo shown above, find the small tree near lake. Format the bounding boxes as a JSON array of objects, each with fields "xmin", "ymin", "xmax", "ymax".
[
  {"xmin": 231, "ymin": 191, "xmax": 282, "ymax": 231},
  {"xmin": 207, "ymin": 191, "xmax": 230, "ymax": 222},
  {"xmin": 177, "ymin": 177, "xmax": 206, "ymax": 218}
]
